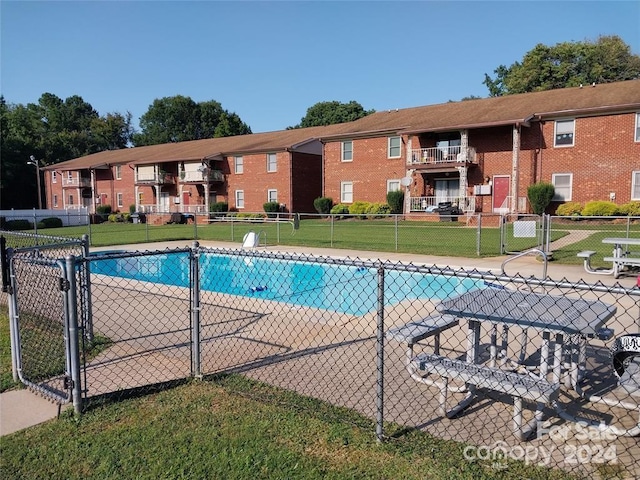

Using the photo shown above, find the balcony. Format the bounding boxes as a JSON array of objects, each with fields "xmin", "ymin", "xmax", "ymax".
[
  {"xmin": 409, "ymin": 195, "xmax": 476, "ymax": 213},
  {"xmin": 62, "ymin": 176, "xmax": 91, "ymax": 188},
  {"xmin": 135, "ymin": 172, "xmax": 176, "ymax": 185},
  {"xmin": 180, "ymin": 169, "xmax": 224, "ymax": 183},
  {"xmin": 409, "ymin": 146, "xmax": 476, "ymax": 167}
]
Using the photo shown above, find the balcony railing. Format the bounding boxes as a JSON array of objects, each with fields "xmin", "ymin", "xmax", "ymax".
[
  {"xmin": 62, "ymin": 177, "xmax": 91, "ymax": 187},
  {"xmin": 180, "ymin": 204, "xmax": 207, "ymax": 213},
  {"xmin": 135, "ymin": 173, "xmax": 176, "ymax": 184},
  {"xmin": 409, "ymin": 146, "xmax": 476, "ymax": 166},
  {"xmin": 409, "ymin": 195, "xmax": 476, "ymax": 213},
  {"xmin": 180, "ymin": 170, "xmax": 224, "ymax": 182}
]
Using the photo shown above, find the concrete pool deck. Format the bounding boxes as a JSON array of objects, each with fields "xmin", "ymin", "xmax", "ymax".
[{"xmin": 2, "ymin": 240, "xmax": 638, "ymax": 438}]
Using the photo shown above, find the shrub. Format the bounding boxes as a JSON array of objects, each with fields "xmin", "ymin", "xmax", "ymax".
[
  {"xmin": 210, "ymin": 202, "xmax": 229, "ymax": 214},
  {"xmin": 313, "ymin": 197, "xmax": 333, "ymax": 215},
  {"xmin": 386, "ymin": 190, "xmax": 404, "ymax": 214},
  {"xmin": 96, "ymin": 204, "xmax": 112, "ymax": 215},
  {"xmin": 129, "ymin": 204, "xmax": 136, "ymax": 214},
  {"xmin": 555, "ymin": 202, "xmax": 583, "ymax": 217},
  {"xmin": 5, "ymin": 219, "xmax": 33, "ymax": 230},
  {"xmin": 348, "ymin": 201, "xmax": 370, "ymax": 217},
  {"xmin": 40, "ymin": 217, "xmax": 63, "ymax": 228},
  {"xmin": 366, "ymin": 202, "xmax": 391, "ymax": 218},
  {"xmin": 527, "ymin": 182, "xmax": 555, "ymax": 215},
  {"xmin": 618, "ymin": 201, "xmax": 640, "ymax": 216},
  {"xmin": 107, "ymin": 213, "xmax": 125, "ymax": 223},
  {"xmin": 330, "ymin": 204, "xmax": 350, "ymax": 217},
  {"xmin": 581, "ymin": 201, "xmax": 619, "ymax": 216},
  {"xmin": 263, "ymin": 202, "xmax": 280, "ymax": 218}
]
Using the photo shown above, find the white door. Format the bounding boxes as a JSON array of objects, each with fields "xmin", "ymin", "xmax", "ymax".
[{"xmin": 160, "ymin": 192, "xmax": 170, "ymax": 213}]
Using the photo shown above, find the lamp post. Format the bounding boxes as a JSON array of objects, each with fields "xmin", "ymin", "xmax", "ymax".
[{"xmin": 26, "ymin": 155, "xmax": 42, "ymax": 209}]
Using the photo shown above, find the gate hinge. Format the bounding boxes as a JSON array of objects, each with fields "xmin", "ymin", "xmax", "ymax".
[
  {"xmin": 63, "ymin": 376, "xmax": 74, "ymax": 390},
  {"xmin": 59, "ymin": 277, "xmax": 71, "ymax": 292}
]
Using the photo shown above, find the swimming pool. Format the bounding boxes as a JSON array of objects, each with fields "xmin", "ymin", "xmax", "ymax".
[{"xmin": 90, "ymin": 252, "xmax": 484, "ymax": 315}]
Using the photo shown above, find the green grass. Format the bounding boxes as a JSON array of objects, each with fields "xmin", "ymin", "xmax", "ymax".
[
  {"xmin": 0, "ymin": 306, "xmax": 18, "ymax": 391},
  {"xmin": 0, "ymin": 376, "xmax": 584, "ymax": 480}
]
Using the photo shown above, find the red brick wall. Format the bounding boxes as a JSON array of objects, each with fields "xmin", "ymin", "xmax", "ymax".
[{"xmin": 323, "ymin": 136, "xmax": 406, "ymax": 204}]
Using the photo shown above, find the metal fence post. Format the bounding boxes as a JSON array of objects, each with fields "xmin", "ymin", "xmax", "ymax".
[
  {"xmin": 64, "ymin": 255, "xmax": 83, "ymax": 415},
  {"xmin": 394, "ymin": 215, "xmax": 398, "ymax": 252},
  {"xmin": 476, "ymin": 213, "xmax": 482, "ymax": 256},
  {"xmin": 194, "ymin": 213, "xmax": 198, "ymax": 240},
  {"xmin": 376, "ymin": 264, "xmax": 385, "ymax": 442},
  {"xmin": 190, "ymin": 241, "xmax": 201, "ymax": 378},
  {"xmin": 330, "ymin": 215, "xmax": 334, "ymax": 247},
  {"xmin": 81, "ymin": 234, "xmax": 94, "ymax": 342}
]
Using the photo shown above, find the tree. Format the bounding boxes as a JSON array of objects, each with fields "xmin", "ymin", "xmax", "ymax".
[
  {"xmin": 0, "ymin": 93, "xmax": 134, "ymax": 208},
  {"xmin": 132, "ymin": 95, "xmax": 252, "ymax": 146},
  {"xmin": 527, "ymin": 182, "xmax": 555, "ymax": 215},
  {"xmin": 289, "ymin": 101, "xmax": 374, "ymax": 129},
  {"xmin": 483, "ymin": 35, "xmax": 640, "ymax": 96}
]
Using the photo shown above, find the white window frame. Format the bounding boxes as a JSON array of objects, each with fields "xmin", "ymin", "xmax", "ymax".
[
  {"xmin": 117, "ymin": 192, "xmax": 123, "ymax": 208},
  {"xmin": 68, "ymin": 194, "xmax": 74, "ymax": 205},
  {"xmin": 388, "ymin": 136, "xmax": 401, "ymax": 158},
  {"xmin": 52, "ymin": 171, "xmax": 57, "ymax": 183},
  {"xmin": 235, "ymin": 190, "xmax": 245, "ymax": 209},
  {"xmin": 266, "ymin": 153, "xmax": 277, "ymax": 172},
  {"xmin": 340, "ymin": 181, "xmax": 353, "ymax": 203},
  {"xmin": 234, "ymin": 156, "xmax": 244, "ymax": 174},
  {"xmin": 341, "ymin": 141, "xmax": 353, "ymax": 162},
  {"xmin": 554, "ymin": 119, "xmax": 575, "ymax": 147},
  {"xmin": 115, "ymin": 165, "xmax": 122, "ymax": 180},
  {"xmin": 67, "ymin": 171, "xmax": 73, "ymax": 181},
  {"xmin": 552, "ymin": 173, "xmax": 573, "ymax": 201},
  {"xmin": 635, "ymin": 113, "xmax": 640, "ymax": 143},
  {"xmin": 267, "ymin": 189, "xmax": 278, "ymax": 203},
  {"xmin": 53, "ymin": 194, "xmax": 58, "ymax": 207},
  {"xmin": 387, "ymin": 179, "xmax": 401, "ymax": 193},
  {"xmin": 632, "ymin": 171, "xmax": 640, "ymax": 200}
]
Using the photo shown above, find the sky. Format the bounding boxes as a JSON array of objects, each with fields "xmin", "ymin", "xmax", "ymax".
[{"xmin": 1, "ymin": 1, "xmax": 639, "ymax": 134}]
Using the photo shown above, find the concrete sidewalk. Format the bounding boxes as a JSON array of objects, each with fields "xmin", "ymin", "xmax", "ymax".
[{"xmin": 2, "ymin": 240, "xmax": 637, "ymax": 437}]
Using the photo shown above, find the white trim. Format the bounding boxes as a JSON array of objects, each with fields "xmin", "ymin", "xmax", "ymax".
[
  {"xmin": 341, "ymin": 140, "xmax": 353, "ymax": 162},
  {"xmin": 266, "ymin": 153, "xmax": 277, "ymax": 172},
  {"xmin": 554, "ymin": 119, "xmax": 575, "ymax": 147},
  {"xmin": 387, "ymin": 179, "xmax": 401, "ymax": 192},
  {"xmin": 340, "ymin": 181, "xmax": 353, "ymax": 203},
  {"xmin": 235, "ymin": 189, "xmax": 245, "ymax": 209},
  {"xmin": 117, "ymin": 192, "xmax": 123, "ymax": 208},
  {"xmin": 52, "ymin": 171, "xmax": 57, "ymax": 183},
  {"xmin": 635, "ymin": 112, "xmax": 640, "ymax": 143},
  {"xmin": 267, "ymin": 189, "xmax": 278, "ymax": 203},
  {"xmin": 388, "ymin": 136, "xmax": 402, "ymax": 158},
  {"xmin": 552, "ymin": 173, "xmax": 573, "ymax": 201},
  {"xmin": 632, "ymin": 171, "xmax": 640, "ymax": 201},
  {"xmin": 234, "ymin": 156, "xmax": 244, "ymax": 174},
  {"xmin": 115, "ymin": 165, "xmax": 122, "ymax": 180}
]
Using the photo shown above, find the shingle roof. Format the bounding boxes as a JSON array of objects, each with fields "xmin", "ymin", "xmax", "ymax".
[{"xmin": 44, "ymin": 80, "xmax": 640, "ymax": 171}]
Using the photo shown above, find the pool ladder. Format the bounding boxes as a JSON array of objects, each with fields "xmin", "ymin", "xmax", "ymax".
[{"xmin": 500, "ymin": 248, "xmax": 549, "ymax": 280}]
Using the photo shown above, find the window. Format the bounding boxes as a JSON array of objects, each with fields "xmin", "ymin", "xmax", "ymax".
[
  {"xmin": 635, "ymin": 113, "xmax": 640, "ymax": 142},
  {"xmin": 387, "ymin": 180, "xmax": 401, "ymax": 192},
  {"xmin": 53, "ymin": 194, "xmax": 58, "ymax": 207},
  {"xmin": 267, "ymin": 153, "xmax": 277, "ymax": 172},
  {"xmin": 340, "ymin": 181, "xmax": 353, "ymax": 203},
  {"xmin": 234, "ymin": 156, "xmax": 244, "ymax": 174},
  {"xmin": 138, "ymin": 192, "xmax": 143, "ymax": 204},
  {"xmin": 341, "ymin": 141, "xmax": 353, "ymax": 162},
  {"xmin": 68, "ymin": 194, "xmax": 74, "ymax": 205},
  {"xmin": 52, "ymin": 171, "xmax": 57, "ymax": 183},
  {"xmin": 67, "ymin": 171, "xmax": 73, "ymax": 180},
  {"xmin": 388, "ymin": 136, "xmax": 401, "ymax": 158},
  {"xmin": 267, "ymin": 189, "xmax": 278, "ymax": 203},
  {"xmin": 554, "ymin": 119, "xmax": 575, "ymax": 147},
  {"xmin": 117, "ymin": 193, "xmax": 123, "ymax": 208},
  {"xmin": 115, "ymin": 165, "xmax": 122, "ymax": 180},
  {"xmin": 235, "ymin": 190, "xmax": 245, "ymax": 209},
  {"xmin": 552, "ymin": 173, "xmax": 573, "ymax": 201},
  {"xmin": 632, "ymin": 171, "xmax": 640, "ymax": 200}
]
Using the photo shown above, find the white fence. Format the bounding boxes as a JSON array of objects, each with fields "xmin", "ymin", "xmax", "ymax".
[{"xmin": 0, "ymin": 208, "xmax": 90, "ymax": 226}]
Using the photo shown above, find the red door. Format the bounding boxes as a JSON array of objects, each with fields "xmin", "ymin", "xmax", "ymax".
[
  {"xmin": 182, "ymin": 191, "xmax": 190, "ymax": 209},
  {"xmin": 492, "ymin": 176, "xmax": 510, "ymax": 213}
]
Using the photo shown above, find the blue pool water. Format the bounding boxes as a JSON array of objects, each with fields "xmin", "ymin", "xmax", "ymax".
[{"xmin": 91, "ymin": 252, "xmax": 484, "ymax": 315}]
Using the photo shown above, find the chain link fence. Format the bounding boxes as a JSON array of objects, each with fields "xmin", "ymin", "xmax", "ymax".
[{"xmin": 4, "ymin": 232, "xmax": 640, "ymax": 477}]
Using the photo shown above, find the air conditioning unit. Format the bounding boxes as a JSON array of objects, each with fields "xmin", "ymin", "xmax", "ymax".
[{"xmin": 473, "ymin": 185, "xmax": 492, "ymax": 195}]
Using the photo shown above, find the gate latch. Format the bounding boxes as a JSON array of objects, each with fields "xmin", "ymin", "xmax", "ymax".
[
  {"xmin": 63, "ymin": 376, "xmax": 74, "ymax": 390},
  {"xmin": 59, "ymin": 277, "xmax": 70, "ymax": 292}
]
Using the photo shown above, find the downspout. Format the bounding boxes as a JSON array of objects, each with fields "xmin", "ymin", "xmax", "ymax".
[{"xmin": 511, "ymin": 124, "xmax": 521, "ymax": 214}]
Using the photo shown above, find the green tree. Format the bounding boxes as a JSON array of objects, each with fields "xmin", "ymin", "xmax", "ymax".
[
  {"xmin": 132, "ymin": 96, "xmax": 251, "ymax": 146},
  {"xmin": 1, "ymin": 93, "xmax": 133, "ymax": 208},
  {"xmin": 527, "ymin": 182, "xmax": 555, "ymax": 215},
  {"xmin": 483, "ymin": 35, "xmax": 640, "ymax": 96},
  {"xmin": 289, "ymin": 101, "xmax": 374, "ymax": 129}
]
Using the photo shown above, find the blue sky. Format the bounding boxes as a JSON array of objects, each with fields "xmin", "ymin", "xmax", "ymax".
[{"xmin": 2, "ymin": 1, "xmax": 639, "ymax": 134}]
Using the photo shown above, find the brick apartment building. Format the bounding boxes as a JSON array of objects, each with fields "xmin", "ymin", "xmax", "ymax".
[{"xmin": 43, "ymin": 80, "xmax": 640, "ymax": 218}]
